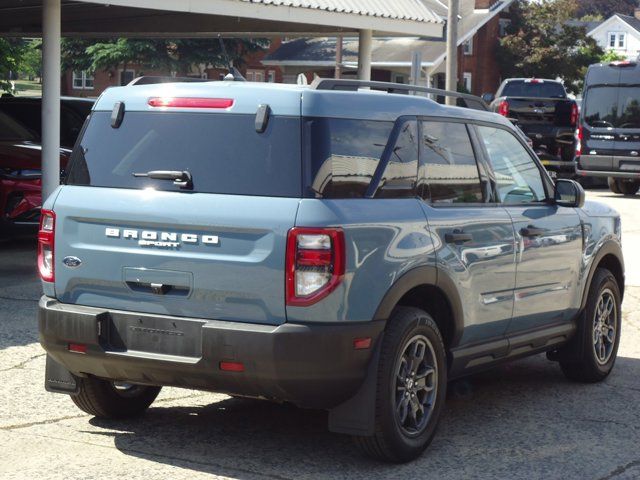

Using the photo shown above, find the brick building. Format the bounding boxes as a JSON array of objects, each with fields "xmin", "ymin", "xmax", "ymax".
[
  {"xmin": 263, "ymin": 0, "xmax": 513, "ymax": 96},
  {"xmin": 61, "ymin": 39, "xmax": 285, "ymax": 97}
]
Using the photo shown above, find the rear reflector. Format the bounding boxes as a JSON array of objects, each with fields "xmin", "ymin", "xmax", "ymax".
[
  {"xmin": 148, "ymin": 97, "xmax": 234, "ymax": 109},
  {"xmin": 68, "ymin": 343, "xmax": 87, "ymax": 354},
  {"xmin": 353, "ymin": 338, "xmax": 372, "ymax": 350},
  {"xmin": 220, "ymin": 361, "xmax": 245, "ymax": 372}
]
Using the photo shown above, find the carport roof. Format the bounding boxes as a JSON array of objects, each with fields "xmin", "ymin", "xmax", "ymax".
[{"xmin": 0, "ymin": 0, "xmax": 444, "ymax": 37}]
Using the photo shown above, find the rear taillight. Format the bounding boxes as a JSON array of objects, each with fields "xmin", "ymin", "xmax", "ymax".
[
  {"xmin": 576, "ymin": 125, "xmax": 583, "ymax": 157},
  {"xmin": 498, "ymin": 100, "xmax": 510, "ymax": 118},
  {"xmin": 570, "ymin": 102, "xmax": 578, "ymax": 127},
  {"xmin": 38, "ymin": 209, "xmax": 55, "ymax": 282},
  {"xmin": 286, "ymin": 228, "xmax": 345, "ymax": 306}
]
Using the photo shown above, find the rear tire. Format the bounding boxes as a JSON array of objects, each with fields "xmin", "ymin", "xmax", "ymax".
[
  {"xmin": 560, "ymin": 268, "xmax": 621, "ymax": 383},
  {"xmin": 71, "ymin": 377, "xmax": 161, "ymax": 418},
  {"xmin": 609, "ymin": 178, "xmax": 639, "ymax": 195},
  {"xmin": 353, "ymin": 307, "xmax": 447, "ymax": 463},
  {"xmin": 607, "ymin": 177, "xmax": 621, "ymax": 194}
]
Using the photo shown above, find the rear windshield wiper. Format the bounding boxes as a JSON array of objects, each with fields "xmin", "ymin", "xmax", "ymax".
[{"xmin": 132, "ymin": 170, "xmax": 193, "ymax": 190}]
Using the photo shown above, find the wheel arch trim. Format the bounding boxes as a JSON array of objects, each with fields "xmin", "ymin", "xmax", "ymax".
[
  {"xmin": 581, "ymin": 240, "xmax": 624, "ymax": 311},
  {"xmin": 372, "ymin": 266, "xmax": 465, "ymax": 348}
]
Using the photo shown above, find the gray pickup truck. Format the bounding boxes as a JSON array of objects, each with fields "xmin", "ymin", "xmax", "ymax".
[{"xmin": 484, "ymin": 78, "xmax": 579, "ymax": 176}]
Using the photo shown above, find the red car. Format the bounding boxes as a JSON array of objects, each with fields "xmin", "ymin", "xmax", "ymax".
[{"xmin": 0, "ymin": 110, "xmax": 70, "ymax": 235}]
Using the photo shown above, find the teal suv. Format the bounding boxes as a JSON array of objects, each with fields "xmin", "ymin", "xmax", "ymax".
[{"xmin": 38, "ymin": 78, "xmax": 624, "ymax": 462}]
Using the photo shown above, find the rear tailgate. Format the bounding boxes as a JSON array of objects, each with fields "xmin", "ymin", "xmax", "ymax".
[
  {"xmin": 53, "ymin": 187, "xmax": 298, "ymax": 325},
  {"xmin": 507, "ymin": 97, "xmax": 574, "ymax": 128},
  {"xmin": 51, "ymin": 83, "xmax": 303, "ymax": 326}
]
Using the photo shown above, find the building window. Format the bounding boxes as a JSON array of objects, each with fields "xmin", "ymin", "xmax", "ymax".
[
  {"xmin": 246, "ymin": 69, "xmax": 265, "ymax": 82},
  {"xmin": 608, "ymin": 32, "xmax": 627, "ymax": 50},
  {"xmin": 463, "ymin": 38, "xmax": 473, "ymax": 55},
  {"xmin": 392, "ymin": 73, "xmax": 407, "ymax": 84},
  {"xmin": 499, "ymin": 18, "xmax": 511, "ymax": 37},
  {"xmin": 119, "ymin": 69, "xmax": 135, "ymax": 86},
  {"xmin": 463, "ymin": 72, "xmax": 472, "ymax": 93},
  {"xmin": 267, "ymin": 70, "xmax": 276, "ymax": 83},
  {"xmin": 72, "ymin": 71, "xmax": 94, "ymax": 90}
]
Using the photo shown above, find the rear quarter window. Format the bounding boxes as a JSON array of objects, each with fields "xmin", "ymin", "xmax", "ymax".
[
  {"xmin": 305, "ymin": 117, "xmax": 394, "ymax": 198},
  {"xmin": 66, "ymin": 111, "xmax": 302, "ymax": 197}
]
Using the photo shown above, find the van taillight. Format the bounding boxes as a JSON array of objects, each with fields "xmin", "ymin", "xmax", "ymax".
[
  {"xmin": 576, "ymin": 125, "xmax": 583, "ymax": 157},
  {"xmin": 570, "ymin": 102, "xmax": 579, "ymax": 127},
  {"xmin": 38, "ymin": 209, "xmax": 55, "ymax": 282},
  {"xmin": 498, "ymin": 100, "xmax": 510, "ymax": 117},
  {"xmin": 286, "ymin": 228, "xmax": 345, "ymax": 306}
]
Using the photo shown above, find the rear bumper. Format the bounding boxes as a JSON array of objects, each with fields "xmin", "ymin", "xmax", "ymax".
[
  {"xmin": 38, "ymin": 297, "xmax": 384, "ymax": 409},
  {"xmin": 576, "ymin": 155, "xmax": 640, "ymax": 178}
]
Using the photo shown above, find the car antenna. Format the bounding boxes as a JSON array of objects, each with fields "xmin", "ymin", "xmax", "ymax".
[{"xmin": 218, "ymin": 35, "xmax": 246, "ymax": 82}]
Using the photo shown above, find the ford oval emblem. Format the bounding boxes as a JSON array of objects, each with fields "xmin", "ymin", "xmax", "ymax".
[{"xmin": 62, "ymin": 256, "xmax": 82, "ymax": 268}]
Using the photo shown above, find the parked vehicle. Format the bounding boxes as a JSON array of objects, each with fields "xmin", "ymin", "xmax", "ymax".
[
  {"xmin": 0, "ymin": 111, "xmax": 70, "ymax": 234},
  {"xmin": 39, "ymin": 79, "xmax": 624, "ymax": 463},
  {"xmin": 0, "ymin": 96, "xmax": 94, "ymax": 148},
  {"xmin": 483, "ymin": 78, "xmax": 579, "ymax": 177},
  {"xmin": 575, "ymin": 60, "xmax": 640, "ymax": 195}
]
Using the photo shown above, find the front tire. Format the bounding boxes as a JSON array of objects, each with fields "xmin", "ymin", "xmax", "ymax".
[
  {"xmin": 560, "ymin": 268, "xmax": 621, "ymax": 383},
  {"xmin": 71, "ymin": 377, "xmax": 161, "ymax": 418},
  {"xmin": 354, "ymin": 307, "xmax": 447, "ymax": 463}
]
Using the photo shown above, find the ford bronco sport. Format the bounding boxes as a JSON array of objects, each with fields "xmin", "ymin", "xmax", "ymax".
[{"xmin": 38, "ymin": 78, "xmax": 624, "ymax": 463}]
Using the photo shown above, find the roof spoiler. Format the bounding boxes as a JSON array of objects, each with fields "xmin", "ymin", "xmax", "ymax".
[
  {"xmin": 127, "ymin": 76, "xmax": 212, "ymax": 86},
  {"xmin": 310, "ymin": 78, "xmax": 489, "ymax": 111}
]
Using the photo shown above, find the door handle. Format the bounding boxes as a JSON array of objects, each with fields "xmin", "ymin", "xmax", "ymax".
[
  {"xmin": 445, "ymin": 231, "xmax": 473, "ymax": 244},
  {"xmin": 520, "ymin": 226, "xmax": 545, "ymax": 237}
]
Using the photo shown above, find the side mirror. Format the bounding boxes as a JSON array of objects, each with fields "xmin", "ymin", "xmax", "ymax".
[
  {"xmin": 481, "ymin": 92, "xmax": 495, "ymax": 104},
  {"xmin": 555, "ymin": 179, "xmax": 585, "ymax": 208}
]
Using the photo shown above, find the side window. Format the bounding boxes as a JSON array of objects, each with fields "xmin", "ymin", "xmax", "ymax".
[
  {"xmin": 307, "ymin": 118, "xmax": 394, "ymax": 198},
  {"xmin": 375, "ymin": 120, "xmax": 419, "ymax": 198},
  {"xmin": 477, "ymin": 125, "xmax": 546, "ymax": 204},
  {"xmin": 419, "ymin": 121, "xmax": 484, "ymax": 204}
]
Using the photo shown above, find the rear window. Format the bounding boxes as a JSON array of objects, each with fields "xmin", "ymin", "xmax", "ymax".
[
  {"xmin": 66, "ymin": 111, "xmax": 302, "ymax": 197},
  {"xmin": 501, "ymin": 81, "xmax": 566, "ymax": 98},
  {"xmin": 584, "ymin": 86, "xmax": 640, "ymax": 129}
]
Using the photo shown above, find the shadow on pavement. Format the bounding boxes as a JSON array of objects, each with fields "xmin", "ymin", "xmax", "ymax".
[{"xmin": 86, "ymin": 354, "xmax": 640, "ymax": 479}]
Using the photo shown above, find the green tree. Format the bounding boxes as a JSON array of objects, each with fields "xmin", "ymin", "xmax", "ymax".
[
  {"xmin": 576, "ymin": 0, "xmax": 636, "ymax": 18},
  {"xmin": 0, "ymin": 38, "xmax": 25, "ymax": 92},
  {"xmin": 496, "ymin": 0, "xmax": 604, "ymax": 94},
  {"xmin": 17, "ymin": 39, "xmax": 42, "ymax": 80},
  {"xmin": 62, "ymin": 38, "xmax": 268, "ymax": 81}
]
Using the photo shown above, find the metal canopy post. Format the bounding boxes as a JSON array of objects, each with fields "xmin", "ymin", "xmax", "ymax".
[
  {"xmin": 357, "ymin": 29, "xmax": 372, "ymax": 81},
  {"xmin": 41, "ymin": 0, "xmax": 62, "ymax": 202}
]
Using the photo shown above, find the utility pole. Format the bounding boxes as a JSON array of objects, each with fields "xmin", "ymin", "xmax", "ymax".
[{"xmin": 445, "ymin": 0, "xmax": 459, "ymax": 105}]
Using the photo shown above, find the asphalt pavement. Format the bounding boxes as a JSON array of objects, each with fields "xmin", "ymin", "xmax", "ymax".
[{"xmin": 1, "ymin": 189, "xmax": 639, "ymax": 480}]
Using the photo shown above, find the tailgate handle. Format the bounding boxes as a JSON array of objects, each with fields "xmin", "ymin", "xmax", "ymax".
[
  {"xmin": 123, "ymin": 268, "xmax": 192, "ymax": 297},
  {"xmin": 126, "ymin": 281, "xmax": 181, "ymax": 296}
]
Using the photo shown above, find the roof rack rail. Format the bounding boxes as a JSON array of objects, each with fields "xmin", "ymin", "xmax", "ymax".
[
  {"xmin": 310, "ymin": 78, "xmax": 489, "ymax": 111},
  {"xmin": 127, "ymin": 76, "xmax": 212, "ymax": 86}
]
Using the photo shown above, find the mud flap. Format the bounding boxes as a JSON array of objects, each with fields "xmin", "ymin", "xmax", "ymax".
[
  {"xmin": 548, "ymin": 310, "xmax": 586, "ymax": 362},
  {"xmin": 328, "ymin": 333, "xmax": 383, "ymax": 437},
  {"xmin": 45, "ymin": 354, "xmax": 79, "ymax": 395}
]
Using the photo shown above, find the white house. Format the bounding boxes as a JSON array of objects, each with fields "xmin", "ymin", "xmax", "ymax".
[{"xmin": 588, "ymin": 10, "xmax": 640, "ymax": 60}]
